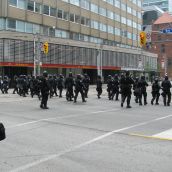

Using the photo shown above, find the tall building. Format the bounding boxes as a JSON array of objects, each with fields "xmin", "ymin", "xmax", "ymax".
[
  {"xmin": 143, "ymin": 0, "xmax": 172, "ymax": 13},
  {"xmin": 0, "ymin": 0, "xmax": 157, "ymax": 81}
]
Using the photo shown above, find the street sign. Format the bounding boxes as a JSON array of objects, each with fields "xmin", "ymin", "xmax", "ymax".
[{"xmin": 161, "ymin": 28, "xmax": 172, "ymax": 34}]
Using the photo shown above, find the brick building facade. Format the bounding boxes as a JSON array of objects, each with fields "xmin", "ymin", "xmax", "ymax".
[{"xmin": 148, "ymin": 12, "xmax": 172, "ymax": 78}]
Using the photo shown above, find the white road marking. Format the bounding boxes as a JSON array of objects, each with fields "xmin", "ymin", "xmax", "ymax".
[
  {"xmin": 7, "ymin": 108, "xmax": 119, "ymax": 129},
  {"xmin": 10, "ymin": 121, "xmax": 149, "ymax": 172},
  {"xmin": 153, "ymin": 128, "xmax": 172, "ymax": 139},
  {"xmin": 10, "ymin": 113, "xmax": 172, "ymax": 172}
]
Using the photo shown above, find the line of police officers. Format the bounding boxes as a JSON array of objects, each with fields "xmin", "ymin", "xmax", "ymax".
[{"xmin": 0, "ymin": 71, "xmax": 171, "ymax": 109}]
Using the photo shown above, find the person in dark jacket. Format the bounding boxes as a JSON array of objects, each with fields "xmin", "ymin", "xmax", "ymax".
[
  {"xmin": 40, "ymin": 71, "xmax": 50, "ymax": 109},
  {"xmin": 120, "ymin": 71, "xmax": 134, "ymax": 108},
  {"xmin": 65, "ymin": 72, "xmax": 74, "ymax": 101},
  {"xmin": 96, "ymin": 75, "xmax": 103, "ymax": 99},
  {"xmin": 133, "ymin": 77, "xmax": 140, "ymax": 103},
  {"xmin": 74, "ymin": 74, "xmax": 86, "ymax": 103},
  {"xmin": 107, "ymin": 75, "xmax": 113, "ymax": 100},
  {"xmin": 151, "ymin": 77, "xmax": 161, "ymax": 105},
  {"xmin": 83, "ymin": 73, "xmax": 90, "ymax": 98},
  {"xmin": 13, "ymin": 75, "xmax": 18, "ymax": 94},
  {"xmin": 137, "ymin": 76, "xmax": 148, "ymax": 105},
  {"xmin": 161, "ymin": 75, "xmax": 171, "ymax": 106},
  {"xmin": 58, "ymin": 74, "xmax": 64, "ymax": 97},
  {"xmin": 111, "ymin": 74, "xmax": 119, "ymax": 101}
]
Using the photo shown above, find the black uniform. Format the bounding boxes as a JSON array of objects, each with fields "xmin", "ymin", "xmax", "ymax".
[
  {"xmin": 137, "ymin": 76, "xmax": 148, "ymax": 105},
  {"xmin": 107, "ymin": 75, "xmax": 113, "ymax": 100},
  {"xmin": 151, "ymin": 78, "xmax": 161, "ymax": 105},
  {"xmin": 65, "ymin": 73, "xmax": 74, "ymax": 101},
  {"xmin": 161, "ymin": 76, "xmax": 171, "ymax": 106},
  {"xmin": 52, "ymin": 75, "xmax": 58, "ymax": 97},
  {"xmin": 133, "ymin": 77, "xmax": 140, "ymax": 103},
  {"xmin": 74, "ymin": 75, "xmax": 86, "ymax": 103},
  {"xmin": 83, "ymin": 74, "xmax": 90, "ymax": 98},
  {"xmin": 13, "ymin": 76, "xmax": 18, "ymax": 94},
  {"xmin": 58, "ymin": 74, "xmax": 64, "ymax": 97},
  {"xmin": 120, "ymin": 72, "xmax": 134, "ymax": 108},
  {"xmin": 111, "ymin": 75, "xmax": 119, "ymax": 101},
  {"xmin": 40, "ymin": 71, "xmax": 50, "ymax": 109},
  {"xmin": 2, "ymin": 76, "xmax": 9, "ymax": 94},
  {"xmin": 96, "ymin": 75, "xmax": 103, "ymax": 99}
]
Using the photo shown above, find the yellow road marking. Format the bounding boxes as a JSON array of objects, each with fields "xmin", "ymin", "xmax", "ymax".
[{"xmin": 129, "ymin": 133, "xmax": 172, "ymax": 141}]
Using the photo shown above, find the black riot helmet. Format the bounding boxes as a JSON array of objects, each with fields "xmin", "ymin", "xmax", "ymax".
[
  {"xmin": 165, "ymin": 75, "xmax": 168, "ymax": 80},
  {"xmin": 43, "ymin": 71, "xmax": 48, "ymax": 77},
  {"xmin": 77, "ymin": 74, "xmax": 82, "ymax": 79}
]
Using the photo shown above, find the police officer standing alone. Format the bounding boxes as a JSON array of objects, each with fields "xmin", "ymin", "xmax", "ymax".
[
  {"xmin": 161, "ymin": 75, "xmax": 171, "ymax": 106},
  {"xmin": 40, "ymin": 71, "xmax": 50, "ymax": 109}
]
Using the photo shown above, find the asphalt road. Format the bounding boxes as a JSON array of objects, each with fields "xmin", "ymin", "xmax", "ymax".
[{"xmin": 0, "ymin": 86, "xmax": 172, "ymax": 172}]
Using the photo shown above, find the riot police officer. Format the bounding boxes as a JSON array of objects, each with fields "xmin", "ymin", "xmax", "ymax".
[
  {"xmin": 74, "ymin": 74, "xmax": 86, "ymax": 103},
  {"xmin": 107, "ymin": 75, "xmax": 113, "ymax": 100},
  {"xmin": 120, "ymin": 71, "xmax": 134, "ymax": 108},
  {"xmin": 96, "ymin": 75, "xmax": 103, "ymax": 99},
  {"xmin": 13, "ymin": 75, "xmax": 18, "ymax": 94},
  {"xmin": 83, "ymin": 73, "xmax": 90, "ymax": 98},
  {"xmin": 65, "ymin": 72, "xmax": 74, "ymax": 101},
  {"xmin": 40, "ymin": 71, "xmax": 50, "ymax": 109},
  {"xmin": 133, "ymin": 77, "xmax": 140, "ymax": 103},
  {"xmin": 111, "ymin": 74, "xmax": 119, "ymax": 101},
  {"xmin": 161, "ymin": 75, "xmax": 171, "ymax": 106},
  {"xmin": 151, "ymin": 77, "xmax": 161, "ymax": 105},
  {"xmin": 58, "ymin": 74, "xmax": 64, "ymax": 98},
  {"xmin": 137, "ymin": 76, "xmax": 148, "ymax": 105}
]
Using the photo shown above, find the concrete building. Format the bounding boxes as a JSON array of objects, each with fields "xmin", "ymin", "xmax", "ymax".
[
  {"xmin": 0, "ymin": 0, "xmax": 157, "ymax": 81},
  {"xmin": 143, "ymin": 0, "xmax": 172, "ymax": 13}
]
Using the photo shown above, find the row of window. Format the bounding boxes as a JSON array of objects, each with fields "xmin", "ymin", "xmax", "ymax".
[
  {"xmin": 9, "ymin": 0, "xmax": 142, "ymax": 23},
  {"xmin": 1, "ymin": 38, "xmax": 157, "ymax": 71},
  {"xmin": 0, "ymin": 18, "xmax": 139, "ymax": 49}
]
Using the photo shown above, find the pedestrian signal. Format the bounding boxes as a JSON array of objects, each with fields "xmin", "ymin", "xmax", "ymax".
[
  {"xmin": 139, "ymin": 32, "xmax": 146, "ymax": 47},
  {"xmin": 43, "ymin": 42, "xmax": 48, "ymax": 54}
]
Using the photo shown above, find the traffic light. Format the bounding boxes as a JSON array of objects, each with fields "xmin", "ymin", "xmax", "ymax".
[
  {"xmin": 43, "ymin": 42, "xmax": 48, "ymax": 54},
  {"xmin": 139, "ymin": 32, "xmax": 146, "ymax": 47}
]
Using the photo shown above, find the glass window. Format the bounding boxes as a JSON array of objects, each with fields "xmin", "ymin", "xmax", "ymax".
[
  {"xmin": 107, "ymin": 0, "xmax": 113, "ymax": 5},
  {"xmin": 99, "ymin": 7, "xmax": 106, "ymax": 16},
  {"xmin": 107, "ymin": 10, "xmax": 114, "ymax": 19},
  {"xmin": 70, "ymin": 0, "xmax": 79, "ymax": 6},
  {"xmin": 132, "ymin": 9, "xmax": 136, "ymax": 16},
  {"xmin": 0, "ymin": 18, "xmax": 5, "ymax": 30},
  {"xmin": 35, "ymin": 3, "xmax": 41, "ymax": 13},
  {"xmin": 138, "ymin": 0, "xmax": 142, "ymax": 7},
  {"xmin": 75, "ymin": 15, "xmax": 80, "ymax": 24},
  {"xmin": 127, "ymin": 32, "xmax": 132, "ymax": 39},
  {"xmin": 80, "ymin": 0, "xmax": 90, "ymax": 10},
  {"xmin": 133, "ymin": 21, "xmax": 137, "ymax": 28},
  {"xmin": 70, "ymin": 13, "xmax": 75, "ymax": 22},
  {"xmin": 138, "ymin": 24, "xmax": 141, "ymax": 30},
  {"xmin": 81, "ymin": 17, "xmax": 85, "ymax": 25},
  {"xmin": 115, "ymin": 14, "xmax": 120, "ymax": 22},
  {"xmin": 127, "ymin": 19, "xmax": 132, "ymax": 26},
  {"xmin": 121, "ymin": 17, "xmax": 126, "ymax": 24},
  {"xmin": 7, "ymin": 19, "xmax": 16, "ymax": 30},
  {"xmin": 133, "ymin": 34, "xmax": 136, "ymax": 40},
  {"xmin": 108, "ymin": 25, "xmax": 114, "ymax": 34},
  {"xmin": 91, "ymin": 3, "xmax": 98, "ymax": 13},
  {"xmin": 33, "ymin": 24, "xmax": 40, "ymax": 34},
  {"xmin": 127, "ymin": 6, "xmax": 132, "ymax": 14},
  {"xmin": 115, "ymin": 28, "xmax": 120, "ymax": 36},
  {"xmin": 43, "ymin": 5, "xmax": 49, "ymax": 15},
  {"xmin": 86, "ymin": 18, "xmax": 90, "ymax": 26},
  {"xmin": 49, "ymin": 27, "xmax": 55, "ymax": 37},
  {"xmin": 27, "ymin": 1, "xmax": 34, "ymax": 11},
  {"xmin": 121, "ymin": 3, "xmax": 126, "ymax": 11},
  {"xmin": 9, "ymin": 0, "xmax": 17, "ymax": 6},
  {"xmin": 137, "ymin": 12, "xmax": 141, "ymax": 19},
  {"xmin": 63, "ymin": 11, "xmax": 69, "ymax": 20},
  {"xmin": 16, "ymin": 20, "xmax": 25, "ymax": 32},
  {"xmin": 50, "ymin": 7, "xmax": 56, "ymax": 17},
  {"xmin": 26, "ymin": 22, "xmax": 33, "ymax": 33},
  {"xmin": 100, "ymin": 23, "xmax": 106, "ymax": 32},
  {"xmin": 91, "ymin": 20, "xmax": 99, "ymax": 29},
  {"xmin": 58, "ymin": 9, "xmax": 63, "ymax": 18},
  {"xmin": 18, "ymin": 0, "xmax": 26, "ymax": 9},
  {"xmin": 115, "ymin": 0, "xmax": 120, "ymax": 8}
]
